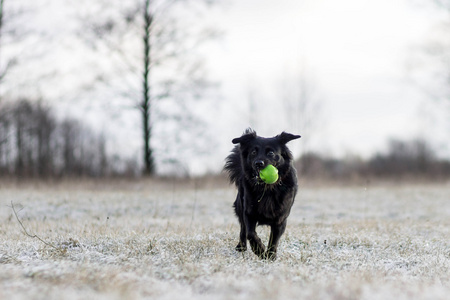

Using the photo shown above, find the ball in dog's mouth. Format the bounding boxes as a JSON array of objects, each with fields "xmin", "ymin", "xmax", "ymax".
[{"xmin": 259, "ymin": 165, "xmax": 279, "ymax": 184}]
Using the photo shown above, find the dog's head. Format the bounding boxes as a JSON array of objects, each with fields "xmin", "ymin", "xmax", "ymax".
[{"xmin": 232, "ymin": 128, "xmax": 301, "ymax": 182}]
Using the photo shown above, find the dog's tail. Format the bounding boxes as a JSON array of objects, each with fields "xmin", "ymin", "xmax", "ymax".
[{"xmin": 223, "ymin": 146, "xmax": 242, "ymax": 186}]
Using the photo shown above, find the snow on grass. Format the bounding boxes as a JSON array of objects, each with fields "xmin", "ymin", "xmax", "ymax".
[{"xmin": 0, "ymin": 180, "xmax": 449, "ymax": 299}]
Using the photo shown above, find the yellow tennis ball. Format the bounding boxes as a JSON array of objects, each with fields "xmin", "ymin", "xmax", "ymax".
[{"xmin": 259, "ymin": 165, "xmax": 279, "ymax": 184}]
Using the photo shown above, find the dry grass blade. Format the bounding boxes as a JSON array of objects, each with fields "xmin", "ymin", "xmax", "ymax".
[{"xmin": 10, "ymin": 200, "xmax": 66, "ymax": 254}]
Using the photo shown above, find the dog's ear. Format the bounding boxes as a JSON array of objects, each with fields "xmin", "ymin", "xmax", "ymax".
[
  {"xmin": 276, "ymin": 132, "xmax": 301, "ymax": 144},
  {"xmin": 232, "ymin": 128, "xmax": 257, "ymax": 144}
]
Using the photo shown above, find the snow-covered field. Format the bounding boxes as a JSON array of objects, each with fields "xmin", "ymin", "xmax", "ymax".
[{"xmin": 0, "ymin": 180, "xmax": 449, "ymax": 300}]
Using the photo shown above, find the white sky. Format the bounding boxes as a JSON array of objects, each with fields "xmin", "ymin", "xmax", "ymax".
[{"xmin": 205, "ymin": 0, "xmax": 449, "ymax": 166}]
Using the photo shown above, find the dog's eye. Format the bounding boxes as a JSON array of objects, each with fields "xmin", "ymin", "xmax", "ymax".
[
  {"xmin": 251, "ymin": 150, "xmax": 257, "ymax": 156},
  {"xmin": 267, "ymin": 151, "xmax": 275, "ymax": 157}
]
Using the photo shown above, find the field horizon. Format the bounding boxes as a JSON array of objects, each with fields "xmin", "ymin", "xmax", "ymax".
[{"xmin": 0, "ymin": 179, "xmax": 449, "ymax": 299}]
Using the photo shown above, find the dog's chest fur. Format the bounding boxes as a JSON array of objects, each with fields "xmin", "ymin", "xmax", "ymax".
[{"xmin": 245, "ymin": 182, "xmax": 294, "ymax": 225}]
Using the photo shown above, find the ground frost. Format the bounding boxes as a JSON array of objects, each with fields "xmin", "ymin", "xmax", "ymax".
[{"xmin": 0, "ymin": 181, "xmax": 449, "ymax": 299}]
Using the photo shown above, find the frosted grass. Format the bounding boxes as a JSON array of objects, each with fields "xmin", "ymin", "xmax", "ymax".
[{"xmin": 0, "ymin": 181, "xmax": 448, "ymax": 299}]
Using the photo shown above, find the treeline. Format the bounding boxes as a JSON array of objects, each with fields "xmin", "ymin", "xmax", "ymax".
[
  {"xmin": 296, "ymin": 139, "xmax": 450, "ymax": 180},
  {"xmin": 0, "ymin": 99, "xmax": 136, "ymax": 178},
  {"xmin": 2, "ymin": 99, "xmax": 449, "ymax": 180}
]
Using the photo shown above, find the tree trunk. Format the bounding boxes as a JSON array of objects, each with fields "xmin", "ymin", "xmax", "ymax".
[{"xmin": 142, "ymin": 0, "xmax": 155, "ymax": 176}]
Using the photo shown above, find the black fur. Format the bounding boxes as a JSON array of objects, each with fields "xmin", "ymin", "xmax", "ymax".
[{"xmin": 224, "ymin": 128, "xmax": 301, "ymax": 260}]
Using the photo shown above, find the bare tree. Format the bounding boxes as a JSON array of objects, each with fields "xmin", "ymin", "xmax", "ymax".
[
  {"xmin": 0, "ymin": 0, "xmax": 5, "ymax": 84},
  {"xmin": 368, "ymin": 138, "xmax": 438, "ymax": 177},
  {"xmin": 8, "ymin": 100, "xmax": 55, "ymax": 177},
  {"xmin": 0, "ymin": 0, "xmax": 28, "ymax": 96},
  {"xmin": 76, "ymin": 0, "xmax": 219, "ymax": 176},
  {"xmin": 0, "ymin": 0, "xmax": 8, "ymax": 90},
  {"xmin": 409, "ymin": 1, "xmax": 450, "ymax": 109},
  {"xmin": 0, "ymin": 99, "xmax": 116, "ymax": 178},
  {"xmin": 142, "ymin": 0, "xmax": 154, "ymax": 175},
  {"xmin": 0, "ymin": 101, "xmax": 12, "ymax": 173},
  {"xmin": 279, "ymin": 64, "xmax": 324, "ymax": 157},
  {"xmin": 13, "ymin": 100, "xmax": 30, "ymax": 176},
  {"xmin": 32, "ymin": 102, "xmax": 56, "ymax": 177}
]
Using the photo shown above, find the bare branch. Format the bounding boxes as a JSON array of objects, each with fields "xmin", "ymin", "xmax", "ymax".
[{"xmin": 10, "ymin": 201, "xmax": 64, "ymax": 253}]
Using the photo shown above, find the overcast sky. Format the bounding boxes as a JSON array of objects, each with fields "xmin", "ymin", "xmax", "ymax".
[{"xmin": 206, "ymin": 0, "xmax": 449, "ymax": 169}]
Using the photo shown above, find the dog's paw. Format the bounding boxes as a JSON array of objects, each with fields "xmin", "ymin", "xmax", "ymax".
[
  {"xmin": 263, "ymin": 251, "xmax": 277, "ymax": 261},
  {"xmin": 235, "ymin": 243, "xmax": 247, "ymax": 252},
  {"xmin": 250, "ymin": 244, "xmax": 266, "ymax": 258}
]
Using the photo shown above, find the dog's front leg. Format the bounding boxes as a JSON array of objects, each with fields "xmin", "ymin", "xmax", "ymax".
[
  {"xmin": 265, "ymin": 221, "xmax": 287, "ymax": 260},
  {"xmin": 245, "ymin": 215, "xmax": 265, "ymax": 258},
  {"xmin": 234, "ymin": 192, "xmax": 248, "ymax": 252},
  {"xmin": 236, "ymin": 219, "xmax": 247, "ymax": 252}
]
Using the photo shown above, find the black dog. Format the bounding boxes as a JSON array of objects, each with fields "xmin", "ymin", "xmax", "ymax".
[{"xmin": 224, "ymin": 128, "xmax": 301, "ymax": 260}]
